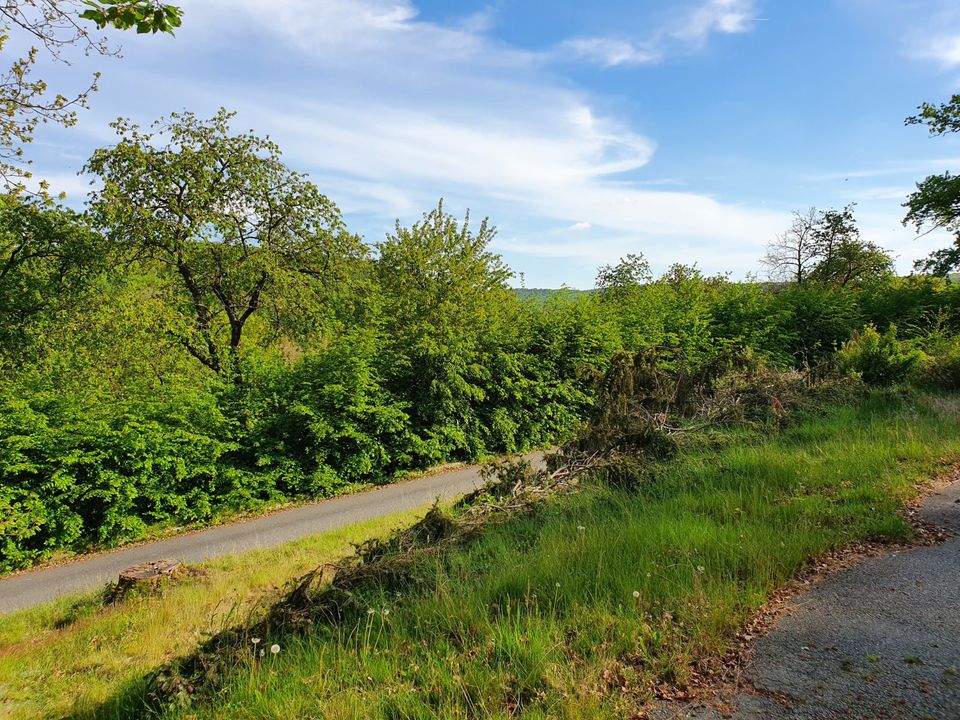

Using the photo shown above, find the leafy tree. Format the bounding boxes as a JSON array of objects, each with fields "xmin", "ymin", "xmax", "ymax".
[
  {"xmin": 375, "ymin": 201, "xmax": 514, "ymax": 460},
  {"xmin": 0, "ymin": 194, "xmax": 102, "ymax": 355},
  {"xmin": 904, "ymin": 95, "xmax": 960, "ymax": 275},
  {"xmin": 0, "ymin": 1, "xmax": 182, "ymax": 191},
  {"xmin": 595, "ymin": 253, "xmax": 651, "ymax": 293},
  {"xmin": 807, "ymin": 205, "xmax": 892, "ymax": 287},
  {"xmin": 86, "ymin": 108, "xmax": 365, "ymax": 383},
  {"xmin": 764, "ymin": 205, "xmax": 890, "ymax": 287}
]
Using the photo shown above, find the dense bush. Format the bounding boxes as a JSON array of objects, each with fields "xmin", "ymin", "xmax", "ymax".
[{"xmin": 837, "ymin": 324, "xmax": 924, "ymax": 386}]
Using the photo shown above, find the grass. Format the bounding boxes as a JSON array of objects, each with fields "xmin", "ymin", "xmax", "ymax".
[
  {"xmin": 6, "ymin": 391, "xmax": 960, "ymax": 720},
  {"xmin": 0, "ymin": 509, "xmax": 425, "ymax": 719}
]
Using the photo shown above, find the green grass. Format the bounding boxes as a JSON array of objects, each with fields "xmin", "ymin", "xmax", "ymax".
[
  {"xmin": 8, "ymin": 392, "xmax": 960, "ymax": 720},
  {"xmin": 0, "ymin": 509, "xmax": 425, "ymax": 720}
]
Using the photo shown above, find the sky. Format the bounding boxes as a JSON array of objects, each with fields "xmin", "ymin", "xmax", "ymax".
[{"xmin": 20, "ymin": 0, "xmax": 960, "ymax": 288}]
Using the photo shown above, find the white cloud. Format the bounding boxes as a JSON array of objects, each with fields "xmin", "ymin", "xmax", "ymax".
[
  {"xmin": 559, "ymin": 0, "xmax": 757, "ymax": 67},
  {"xmin": 32, "ymin": 0, "xmax": 784, "ymax": 283},
  {"xmin": 914, "ymin": 34, "xmax": 960, "ymax": 69},
  {"xmin": 678, "ymin": 0, "xmax": 756, "ymax": 42},
  {"xmin": 560, "ymin": 37, "xmax": 662, "ymax": 67},
  {"xmin": 570, "ymin": 221, "xmax": 592, "ymax": 231}
]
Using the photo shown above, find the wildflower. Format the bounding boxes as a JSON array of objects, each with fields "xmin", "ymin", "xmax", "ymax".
[
  {"xmin": 251, "ymin": 637, "xmax": 261, "ymax": 645},
  {"xmin": 576, "ymin": 525, "xmax": 586, "ymax": 532},
  {"xmin": 696, "ymin": 566, "xmax": 705, "ymax": 573},
  {"xmin": 368, "ymin": 608, "xmax": 376, "ymax": 615},
  {"xmin": 382, "ymin": 608, "xmax": 390, "ymax": 616},
  {"xmin": 270, "ymin": 644, "xmax": 280, "ymax": 655},
  {"xmin": 632, "ymin": 590, "xmax": 640, "ymax": 599},
  {"xmin": 259, "ymin": 649, "xmax": 265, "ymax": 657},
  {"xmin": 555, "ymin": 582, "xmax": 561, "ymax": 588}
]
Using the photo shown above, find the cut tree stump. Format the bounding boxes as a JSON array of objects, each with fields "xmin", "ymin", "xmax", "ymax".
[{"xmin": 112, "ymin": 559, "xmax": 184, "ymax": 600}]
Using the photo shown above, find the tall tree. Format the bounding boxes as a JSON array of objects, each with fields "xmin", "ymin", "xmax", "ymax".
[
  {"xmin": 85, "ymin": 108, "xmax": 365, "ymax": 383},
  {"xmin": 765, "ymin": 205, "xmax": 891, "ymax": 286},
  {"xmin": 807, "ymin": 205, "xmax": 892, "ymax": 287},
  {"xmin": 374, "ymin": 201, "xmax": 514, "ymax": 458},
  {"xmin": 903, "ymin": 94, "xmax": 960, "ymax": 275},
  {"xmin": 762, "ymin": 207, "xmax": 819, "ymax": 284},
  {"xmin": 0, "ymin": 1, "xmax": 182, "ymax": 191}
]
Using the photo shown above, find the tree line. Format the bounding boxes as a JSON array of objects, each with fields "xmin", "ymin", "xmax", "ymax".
[{"xmin": 1, "ymin": 103, "xmax": 959, "ymax": 570}]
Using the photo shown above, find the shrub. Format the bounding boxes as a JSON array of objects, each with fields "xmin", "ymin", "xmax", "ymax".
[{"xmin": 837, "ymin": 324, "xmax": 924, "ymax": 386}]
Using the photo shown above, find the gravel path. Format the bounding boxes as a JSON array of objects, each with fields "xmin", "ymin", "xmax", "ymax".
[
  {"xmin": 654, "ymin": 478, "xmax": 960, "ymax": 720},
  {"xmin": 0, "ymin": 452, "xmax": 544, "ymax": 615}
]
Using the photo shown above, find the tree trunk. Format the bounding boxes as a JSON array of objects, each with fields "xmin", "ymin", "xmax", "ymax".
[{"xmin": 112, "ymin": 559, "xmax": 183, "ymax": 600}]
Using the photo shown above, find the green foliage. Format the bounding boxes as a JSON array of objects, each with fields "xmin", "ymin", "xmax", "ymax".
[
  {"xmin": 0, "ymin": 195, "xmax": 104, "ymax": 355},
  {"xmin": 85, "ymin": 108, "xmax": 366, "ymax": 383},
  {"xmin": 837, "ymin": 324, "xmax": 923, "ymax": 386},
  {"xmin": 80, "ymin": 1, "xmax": 182, "ymax": 34},
  {"xmin": 244, "ymin": 338, "xmax": 416, "ymax": 489},
  {"xmin": 0, "ymin": 386, "xmax": 245, "ymax": 572},
  {"xmin": 904, "ymin": 94, "xmax": 960, "ymax": 275}
]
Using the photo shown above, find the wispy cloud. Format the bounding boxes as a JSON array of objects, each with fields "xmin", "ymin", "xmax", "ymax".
[
  {"xmin": 559, "ymin": 37, "xmax": 662, "ymax": 67},
  {"xmin": 914, "ymin": 33, "xmax": 960, "ymax": 69},
  {"xmin": 558, "ymin": 0, "xmax": 757, "ymax": 67},
  {"xmin": 678, "ymin": 0, "xmax": 757, "ymax": 43},
  {"xmin": 33, "ymin": 0, "xmax": 782, "ymax": 284}
]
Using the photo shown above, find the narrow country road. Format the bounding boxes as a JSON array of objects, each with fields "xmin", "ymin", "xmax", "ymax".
[
  {"xmin": 654, "ymin": 476, "xmax": 960, "ymax": 720},
  {"xmin": 0, "ymin": 452, "xmax": 544, "ymax": 615}
]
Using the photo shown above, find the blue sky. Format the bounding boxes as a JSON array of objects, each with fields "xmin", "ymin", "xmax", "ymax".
[{"xmin": 23, "ymin": 0, "xmax": 960, "ymax": 288}]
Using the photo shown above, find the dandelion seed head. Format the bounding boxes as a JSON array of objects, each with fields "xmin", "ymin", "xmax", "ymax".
[
  {"xmin": 251, "ymin": 637, "xmax": 261, "ymax": 645},
  {"xmin": 632, "ymin": 590, "xmax": 640, "ymax": 599},
  {"xmin": 270, "ymin": 644, "xmax": 280, "ymax": 655}
]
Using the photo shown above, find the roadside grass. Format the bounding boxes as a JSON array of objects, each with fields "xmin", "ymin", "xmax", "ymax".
[
  {"xmin": 98, "ymin": 391, "xmax": 960, "ymax": 720},
  {"xmin": 0, "ymin": 509, "xmax": 424, "ymax": 720}
]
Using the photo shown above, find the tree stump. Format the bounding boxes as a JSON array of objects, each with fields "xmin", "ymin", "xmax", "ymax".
[{"xmin": 113, "ymin": 559, "xmax": 183, "ymax": 600}]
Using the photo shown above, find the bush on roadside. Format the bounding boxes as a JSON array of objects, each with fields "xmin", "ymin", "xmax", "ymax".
[{"xmin": 837, "ymin": 324, "xmax": 924, "ymax": 386}]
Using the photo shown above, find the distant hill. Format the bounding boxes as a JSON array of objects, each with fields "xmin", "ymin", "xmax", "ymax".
[{"xmin": 513, "ymin": 287, "xmax": 589, "ymax": 300}]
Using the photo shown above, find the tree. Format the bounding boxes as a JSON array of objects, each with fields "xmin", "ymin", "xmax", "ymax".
[
  {"xmin": 374, "ymin": 201, "xmax": 515, "ymax": 459},
  {"xmin": 0, "ymin": 1, "xmax": 182, "ymax": 191},
  {"xmin": 762, "ymin": 207, "xmax": 819, "ymax": 284},
  {"xmin": 807, "ymin": 205, "xmax": 892, "ymax": 287},
  {"xmin": 903, "ymin": 94, "xmax": 960, "ymax": 275},
  {"xmin": 0, "ymin": 193, "xmax": 101, "ymax": 354},
  {"xmin": 764, "ymin": 205, "xmax": 891, "ymax": 286},
  {"xmin": 85, "ymin": 108, "xmax": 365, "ymax": 383},
  {"xmin": 595, "ymin": 253, "xmax": 651, "ymax": 293}
]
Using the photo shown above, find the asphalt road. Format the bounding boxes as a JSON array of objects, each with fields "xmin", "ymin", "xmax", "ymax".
[
  {"xmin": 654, "ymin": 477, "xmax": 960, "ymax": 720},
  {"xmin": 0, "ymin": 452, "xmax": 544, "ymax": 615}
]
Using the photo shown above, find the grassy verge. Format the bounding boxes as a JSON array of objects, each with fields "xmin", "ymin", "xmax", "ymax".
[
  {"xmin": 0, "ymin": 509, "xmax": 425, "ymax": 719},
  {"xmin": 104, "ymin": 391, "xmax": 960, "ymax": 720}
]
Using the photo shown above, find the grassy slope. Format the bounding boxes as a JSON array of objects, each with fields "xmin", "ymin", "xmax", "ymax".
[
  {"xmin": 135, "ymin": 392, "xmax": 960, "ymax": 720},
  {"xmin": 4, "ymin": 392, "xmax": 959, "ymax": 720},
  {"xmin": 0, "ymin": 509, "xmax": 424, "ymax": 719}
]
